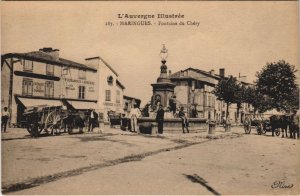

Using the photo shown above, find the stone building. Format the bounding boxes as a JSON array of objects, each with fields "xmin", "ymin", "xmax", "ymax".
[
  {"xmin": 123, "ymin": 95, "xmax": 141, "ymax": 116},
  {"xmin": 170, "ymin": 68, "xmax": 220, "ymax": 120},
  {"xmin": 85, "ymin": 56, "xmax": 125, "ymax": 121},
  {"xmin": 170, "ymin": 67, "xmax": 253, "ymax": 123},
  {"xmin": 1, "ymin": 48, "xmax": 98, "ymax": 127}
]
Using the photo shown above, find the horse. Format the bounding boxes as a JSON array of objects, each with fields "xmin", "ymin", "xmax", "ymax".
[
  {"xmin": 269, "ymin": 115, "xmax": 290, "ymax": 137},
  {"xmin": 61, "ymin": 110, "xmax": 87, "ymax": 134}
]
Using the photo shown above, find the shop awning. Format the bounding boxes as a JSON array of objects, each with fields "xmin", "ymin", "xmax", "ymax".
[
  {"xmin": 18, "ymin": 97, "xmax": 62, "ymax": 108},
  {"xmin": 66, "ymin": 100, "xmax": 98, "ymax": 110}
]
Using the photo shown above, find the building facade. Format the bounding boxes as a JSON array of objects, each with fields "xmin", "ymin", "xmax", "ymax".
[
  {"xmin": 170, "ymin": 68, "xmax": 253, "ymax": 123},
  {"xmin": 85, "ymin": 56, "xmax": 125, "ymax": 121},
  {"xmin": 1, "ymin": 48, "xmax": 98, "ymax": 127},
  {"xmin": 123, "ymin": 95, "xmax": 141, "ymax": 116}
]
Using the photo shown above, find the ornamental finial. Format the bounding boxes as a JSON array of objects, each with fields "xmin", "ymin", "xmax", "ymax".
[{"xmin": 160, "ymin": 44, "xmax": 168, "ymax": 62}]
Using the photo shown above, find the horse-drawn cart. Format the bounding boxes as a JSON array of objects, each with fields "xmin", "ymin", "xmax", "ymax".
[
  {"xmin": 24, "ymin": 105, "xmax": 65, "ymax": 137},
  {"xmin": 23, "ymin": 104, "xmax": 85, "ymax": 137},
  {"xmin": 243, "ymin": 115, "xmax": 281, "ymax": 136}
]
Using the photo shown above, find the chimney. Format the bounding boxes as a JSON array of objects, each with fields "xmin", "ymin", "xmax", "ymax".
[
  {"xmin": 219, "ymin": 68, "xmax": 225, "ymax": 77},
  {"xmin": 239, "ymin": 76, "xmax": 247, "ymax": 83},
  {"xmin": 210, "ymin": 69, "xmax": 215, "ymax": 75},
  {"xmin": 85, "ymin": 56, "xmax": 100, "ymax": 70},
  {"xmin": 39, "ymin": 47, "xmax": 60, "ymax": 61},
  {"xmin": 180, "ymin": 70, "xmax": 184, "ymax": 77}
]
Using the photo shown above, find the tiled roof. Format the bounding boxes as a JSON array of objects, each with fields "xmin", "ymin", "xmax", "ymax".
[
  {"xmin": 170, "ymin": 67, "xmax": 253, "ymax": 85},
  {"xmin": 123, "ymin": 95, "xmax": 141, "ymax": 102},
  {"xmin": 2, "ymin": 51, "xmax": 97, "ymax": 72},
  {"xmin": 170, "ymin": 67, "xmax": 222, "ymax": 80}
]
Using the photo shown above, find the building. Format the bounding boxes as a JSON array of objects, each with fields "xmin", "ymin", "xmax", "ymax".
[
  {"xmin": 170, "ymin": 67, "xmax": 253, "ymax": 123},
  {"xmin": 170, "ymin": 68, "xmax": 220, "ymax": 119},
  {"xmin": 1, "ymin": 47, "xmax": 98, "ymax": 127},
  {"xmin": 85, "ymin": 56, "xmax": 125, "ymax": 121},
  {"xmin": 123, "ymin": 95, "xmax": 141, "ymax": 115}
]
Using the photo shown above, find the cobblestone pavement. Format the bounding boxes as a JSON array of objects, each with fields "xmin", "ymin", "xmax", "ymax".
[{"xmin": 1, "ymin": 125, "xmax": 299, "ymax": 195}]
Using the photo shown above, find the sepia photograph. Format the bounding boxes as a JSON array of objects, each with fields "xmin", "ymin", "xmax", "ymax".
[{"xmin": 1, "ymin": 1, "xmax": 299, "ymax": 195}]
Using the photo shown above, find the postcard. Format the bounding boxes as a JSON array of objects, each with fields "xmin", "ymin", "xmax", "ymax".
[{"xmin": 1, "ymin": 1, "xmax": 299, "ymax": 195}]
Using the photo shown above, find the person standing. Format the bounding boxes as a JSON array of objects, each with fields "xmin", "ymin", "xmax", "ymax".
[
  {"xmin": 77, "ymin": 112, "xmax": 86, "ymax": 134},
  {"xmin": 291, "ymin": 110, "xmax": 299, "ymax": 139},
  {"xmin": 156, "ymin": 104, "xmax": 165, "ymax": 134},
  {"xmin": 129, "ymin": 105, "xmax": 141, "ymax": 133},
  {"xmin": 191, "ymin": 106, "xmax": 198, "ymax": 118},
  {"xmin": 1, "ymin": 107, "xmax": 10, "ymax": 132},
  {"xmin": 179, "ymin": 107, "xmax": 189, "ymax": 133},
  {"xmin": 88, "ymin": 109, "xmax": 97, "ymax": 132}
]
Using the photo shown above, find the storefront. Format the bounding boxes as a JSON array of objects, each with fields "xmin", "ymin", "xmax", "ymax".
[{"xmin": 1, "ymin": 47, "xmax": 98, "ymax": 127}]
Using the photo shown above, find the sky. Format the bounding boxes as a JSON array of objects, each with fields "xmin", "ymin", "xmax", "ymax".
[{"xmin": 1, "ymin": 1, "xmax": 299, "ymax": 105}]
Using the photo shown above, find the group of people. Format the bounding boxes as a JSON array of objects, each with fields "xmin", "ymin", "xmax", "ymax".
[
  {"xmin": 128, "ymin": 104, "xmax": 190, "ymax": 134},
  {"xmin": 76, "ymin": 109, "xmax": 99, "ymax": 133},
  {"xmin": 155, "ymin": 105, "xmax": 190, "ymax": 134},
  {"xmin": 61, "ymin": 107, "xmax": 99, "ymax": 134}
]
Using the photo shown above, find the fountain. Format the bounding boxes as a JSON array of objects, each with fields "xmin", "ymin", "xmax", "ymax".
[{"xmin": 137, "ymin": 45, "xmax": 207, "ymax": 134}]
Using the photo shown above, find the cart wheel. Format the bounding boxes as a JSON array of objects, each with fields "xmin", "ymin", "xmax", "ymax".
[
  {"xmin": 256, "ymin": 124, "xmax": 262, "ymax": 135},
  {"xmin": 275, "ymin": 128, "xmax": 281, "ymax": 136},
  {"xmin": 45, "ymin": 111, "xmax": 62, "ymax": 135}
]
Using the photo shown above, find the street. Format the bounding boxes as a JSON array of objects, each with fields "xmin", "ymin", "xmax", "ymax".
[{"xmin": 1, "ymin": 126, "xmax": 300, "ymax": 195}]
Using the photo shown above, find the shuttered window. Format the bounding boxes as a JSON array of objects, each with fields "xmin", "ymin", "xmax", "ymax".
[
  {"xmin": 22, "ymin": 79, "xmax": 33, "ymax": 96},
  {"xmin": 45, "ymin": 81, "xmax": 54, "ymax": 97}
]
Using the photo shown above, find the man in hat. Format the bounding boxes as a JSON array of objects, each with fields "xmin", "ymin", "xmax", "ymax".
[
  {"xmin": 129, "ymin": 104, "xmax": 141, "ymax": 133},
  {"xmin": 156, "ymin": 104, "xmax": 165, "ymax": 134},
  {"xmin": 88, "ymin": 109, "xmax": 98, "ymax": 132}
]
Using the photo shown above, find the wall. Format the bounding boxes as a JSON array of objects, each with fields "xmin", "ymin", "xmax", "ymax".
[
  {"xmin": 1, "ymin": 61, "xmax": 10, "ymax": 110},
  {"xmin": 2, "ymin": 57, "xmax": 98, "ymax": 125},
  {"xmin": 173, "ymin": 81, "xmax": 188, "ymax": 107},
  {"xmin": 136, "ymin": 117, "xmax": 207, "ymax": 133},
  {"xmin": 97, "ymin": 59, "xmax": 124, "ymax": 120},
  {"xmin": 63, "ymin": 68, "xmax": 98, "ymax": 101},
  {"xmin": 12, "ymin": 59, "xmax": 98, "ymax": 101}
]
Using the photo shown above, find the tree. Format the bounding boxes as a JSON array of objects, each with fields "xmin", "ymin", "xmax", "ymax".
[
  {"xmin": 213, "ymin": 76, "xmax": 238, "ymax": 120},
  {"xmin": 233, "ymin": 83, "xmax": 247, "ymax": 121},
  {"xmin": 286, "ymin": 86, "xmax": 299, "ymax": 111},
  {"xmin": 256, "ymin": 60, "xmax": 298, "ymax": 112},
  {"xmin": 244, "ymin": 86, "xmax": 269, "ymax": 116}
]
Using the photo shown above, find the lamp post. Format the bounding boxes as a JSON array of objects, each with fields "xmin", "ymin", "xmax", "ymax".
[
  {"xmin": 160, "ymin": 44, "xmax": 168, "ymax": 63},
  {"xmin": 159, "ymin": 44, "xmax": 169, "ymax": 78}
]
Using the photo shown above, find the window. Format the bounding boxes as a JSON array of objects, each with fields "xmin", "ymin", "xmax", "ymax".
[
  {"xmin": 23, "ymin": 60, "xmax": 33, "ymax": 72},
  {"xmin": 45, "ymin": 81, "xmax": 54, "ymax": 97},
  {"xmin": 107, "ymin": 76, "xmax": 113, "ymax": 85},
  {"xmin": 78, "ymin": 86, "xmax": 85, "ymax": 99},
  {"xmin": 22, "ymin": 79, "xmax": 33, "ymax": 96},
  {"xmin": 46, "ymin": 64, "xmax": 54, "ymax": 76},
  {"xmin": 105, "ymin": 90, "xmax": 111, "ymax": 101},
  {"xmin": 116, "ymin": 90, "xmax": 120, "ymax": 103},
  {"xmin": 78, "ymin": 69, "xmax": 86, "ymax": 79}
]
